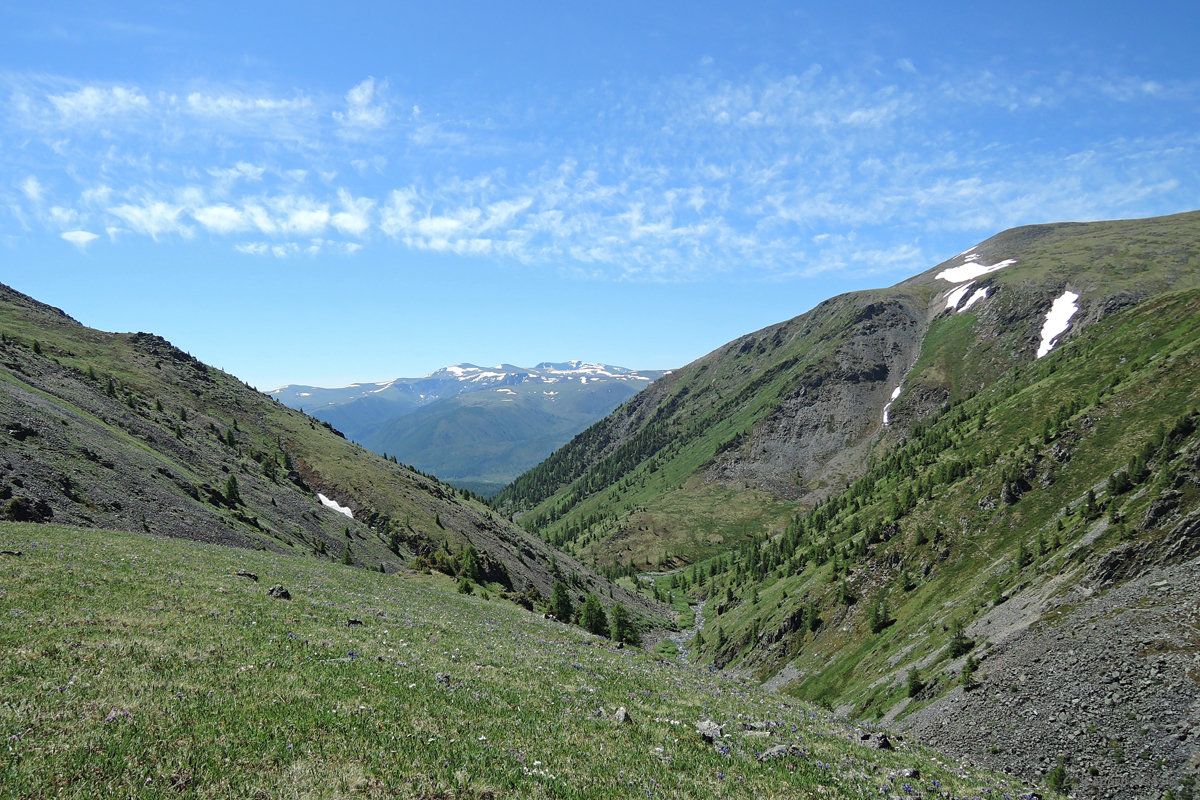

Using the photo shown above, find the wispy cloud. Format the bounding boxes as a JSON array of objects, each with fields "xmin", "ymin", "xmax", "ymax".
[
  {"xmin": 48, "ymin": 85, "xmax": 150, "ymax": 122},
  {"xmin": 4, "ymin": 64, "xmax": 1197, "ymax": 275},
  {"xmin": 334, "ymin": 78, "xmax": 387, "ymax": 134}
]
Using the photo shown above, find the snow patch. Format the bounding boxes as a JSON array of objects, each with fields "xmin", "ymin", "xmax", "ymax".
[
  {"xmin": 882, "ymin": 386, "xmax": 902, "ymax": 427},
  {"xmin": 495, "ymin": 388, "xmax": 516, "ymax": 395},
  {"xmin": 936, "ymin": 258, "xmax": 1016, "ymax": 284},
  {"xmin": 1036, "ymin": 290, "xmax": 1080, "ymax": 358},
  {"xmin": 944, "ymin": 282, "xmax": 974, "ymax": 310},
  {"xmin": 959, "ymin": 286, "xmax": 990, "ymax": 313},
  {"xmin": 298, "ymin": 392, "xmax": 311, "ymax": 397},
  {"xmin": 317, "ymin": 493, "xmax": 354, "ymax": 519}
]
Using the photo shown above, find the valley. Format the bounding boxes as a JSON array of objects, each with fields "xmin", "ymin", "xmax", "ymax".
[{"xmin": 3, "ymin": 210, "xmax": 1200, "ymax": 798}]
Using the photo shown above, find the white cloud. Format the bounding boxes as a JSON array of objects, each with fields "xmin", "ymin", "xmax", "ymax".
[
  {"xmin": 194, "ymin": 204, "xmax": 248, "ymax": 234},
  {"xmin": 109, "ymin": 201, "xmax": 190, "ymax": 239},
  {"xmin": 334, "ymin": 78, "xmax": 387, "ymax": 132},
  {"xmin": 20, "ymin": 177, "xmax": 44, "ymax": 205},
  {"xmin": 207, "ymin": 162, "xmax": 266, "ymax": 184},
  {"xmin": 48, "ymin": 85, "xmax": 150, "ymax": 121},
  {"xmin": 4, "ymin": 60, "xmax": 1196, "ymax": 283},
  {"xmin": 273, "ymin": 196, "xmax": 329, "ymax": 235},
  {"xmin": 331, "ymin": 189, "xmax": 374, "ymax": 236},
  {"xmin": 185, "ymin": 92, "xmax": 310, "ymax": 119},
  {"xmin": 61, "ymin": 230, "xmax": 99, "ymax": 249}
]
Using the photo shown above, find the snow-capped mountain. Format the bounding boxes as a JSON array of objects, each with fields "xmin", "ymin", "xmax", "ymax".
[
  {"xmin": 268, "ymin": 361, "xmax": 669, "ymax": 495},
  {"xmin": 269, "ymin": 361, "xmax": 665, "ymax": 413}
]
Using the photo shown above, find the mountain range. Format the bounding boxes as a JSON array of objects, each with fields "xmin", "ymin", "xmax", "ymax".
[
  {"xmin": 3, "ymin": 209, "xmax": 1200, "ymax": 798},
  {"xmin": 270, "ymin": 362, "xmax": 667, "ymax": 496}
]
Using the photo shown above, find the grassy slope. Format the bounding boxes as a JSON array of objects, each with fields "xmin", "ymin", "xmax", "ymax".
[
  {"xmin": 496, "ymin": 290, "xmax": 916, "ymax": 571},
  {"xmin": 497, "ymin": 212, "xmax": 1200, "ymax": 576},
  {"xmin": 0, "ymin": 521, "xmax": 1045, "ymax": 800},
  {"xmin": 676, "ymin": 287, "xmax": 1200, "ymax": 713},
  {"xmin": 0, "ymin": 284, "xmax": 664, "ymax": 623}
]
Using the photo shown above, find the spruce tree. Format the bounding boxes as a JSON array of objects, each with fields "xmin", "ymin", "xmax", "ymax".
[
  {"xmin": 224, "ymin": 474, "xmax": 241, "ymax": 505},
  {"xmin": 581, "ymin": 595, "xmax": 608, "ymax": 637},
  {"xmin": 610, "ymin": 603, "xmax": 637, "ymax": 644},
  {"xmin": 550, "ymin": 581, "xmax": 573, "ymax": 622}
]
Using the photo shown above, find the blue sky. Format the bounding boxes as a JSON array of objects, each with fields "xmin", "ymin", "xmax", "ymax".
[{"xmin": 3, "ymin": 1, "xmax": 1198, "ymax": 389}]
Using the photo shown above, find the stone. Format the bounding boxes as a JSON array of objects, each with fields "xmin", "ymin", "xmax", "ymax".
[
  {"xmin": 614, "ymin": 706, "xmax": 629, "ymax": 724},
  {"xmin": 860, "ymin": 732, "xmax": 893, "ymax": 750},
  {"xmin": 696, "ymin": 719, "xmax": 724, "ymax": 743},
  {"xmin": 760, "ymin": 744, "xmax": 792, "ymax": 760},
  {"xmin": 234, "ymin": 570, "xmax": 258, "ymax": 581},
  {"xmin": 267, "ymin": 584, "xmax": 290, "ymax": 600},
  {"xmin": 347, "ymin": 618, "xmax": 363, "ymax": 626}
]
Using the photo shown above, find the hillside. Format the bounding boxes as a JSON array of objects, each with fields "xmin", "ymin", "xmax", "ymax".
[
  {"xmin": 272, "ymin": 362, "xmax": 666, "ymax": 496},
  {"xmin": 495, "ymin": 210, "xmax": 1200, "ymax": 798},
  {"xmin": 0, "ymin": 520, "xmax": 1049, "ymax": 799},
  {"xmin": 0, "ymin": 283, "xmax": 663, "ymax": 625},
  {"xmin": 495, "ymin": 211, "xmax": 1200, "ymax": 572}
]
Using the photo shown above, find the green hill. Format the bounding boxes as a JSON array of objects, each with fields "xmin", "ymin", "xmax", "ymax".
[
  {"xmin": 0, "ymin": 282, "xmax": 662, "ymax": 627},
  {"xmin": 495, "ymin": 211, "xmax": 1200, "ymax": 798},
  {"xmin": 0, "ymin": 520, "xmax": 1047, "ymax": 799}
]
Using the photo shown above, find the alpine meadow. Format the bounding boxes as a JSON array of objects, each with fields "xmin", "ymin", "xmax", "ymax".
[
  {"xmin": 5, "ymin": 210, "xmax": 1200, "ymax": 799},
  {"xmin": 4, "ymin": 4, "xmax": 1200, "ymax": 799}
]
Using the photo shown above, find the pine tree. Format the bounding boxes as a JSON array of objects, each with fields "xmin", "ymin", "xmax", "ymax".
[
  {"xmin": 906, "ymin": 667, "xmax": 923, "ymax": 698},
  {"xmin": 551, "ymin": 581, "xmax": 573, "ymax": 622},
  {"xmin": 224, "ymin": 474, "xmax": 241, "ymax": 505},
  {"xmin": 581, "ymin": 595, "xmax": 608, "ymax": 637},
  {"xmin": 610, "ymin": 603, "xmax": 637, "ymax": 644},
  {"xmin": 948, "ymin": 617, "xmax": 973, "ymax": 658},
  {"xmin": 961, "ymin": 654, "xmax": 979, "ymax": 690},
  {"xmin": 342, "ymin": 544, "xmax": 353, "ymax": 565}
]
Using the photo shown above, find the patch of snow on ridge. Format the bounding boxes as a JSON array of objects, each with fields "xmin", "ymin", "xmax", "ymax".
[
  {"xmin": 945, "ymin": 283, "xmax": 974, "ymax": 310},
  {"xmin": 1036, "ymin": 290, "xmax": 1080, "ymax": 358},
  {"xmin": 936, "ymin": 258, "xmax": 1016, "ymax": 284},
  {"xmin": 317, "ymin": 493, "xmax": 354, "ymax": 519},
  {"xmin": 959, "ymin": 287, "xmax": 989, "ymax": 313},
  {"xmin": 883, "ymin": 386, "xmax": 902, "ymax": 426}
]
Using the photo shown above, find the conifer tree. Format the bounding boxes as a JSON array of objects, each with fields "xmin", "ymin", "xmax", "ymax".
[
  {"xmin": 550, "ymin": 581, "xmax": 573, "ymax": 622},
  {"xmin": 581, "ymin": 595, "xmax": 608, "ymax": 637},
  {"xmin": 224, "ymin": 474, "xmax": 241, "ymax": 505},
  {"xmin": 610, "ymin": 603, "xmax": 637, "ymax": 644}
]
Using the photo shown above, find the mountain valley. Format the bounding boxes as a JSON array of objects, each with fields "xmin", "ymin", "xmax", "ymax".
[
  {"xmin": 272, "ymin": 363, "xmax": 667, "ymax": 497},
  {"xmin": 3, "ymin": 210, "xmax": 1200, "ymax": 798}
]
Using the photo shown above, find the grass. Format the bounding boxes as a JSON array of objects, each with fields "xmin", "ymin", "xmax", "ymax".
[
  {"xmin": 661, "ymin": 288, "xmax": 1200, "ymax": 726},
  {"xmin": 0, "ymin": 521, "xmax": 1042, "ymax": 799}
]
